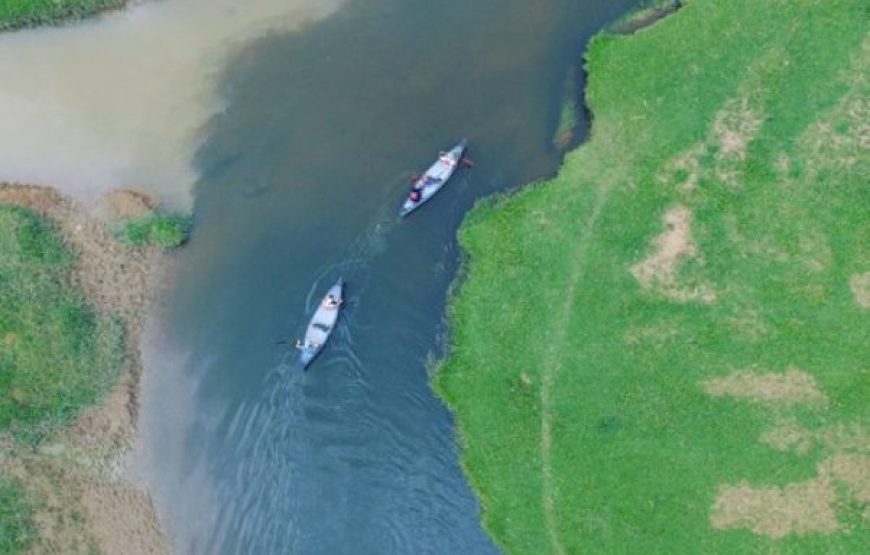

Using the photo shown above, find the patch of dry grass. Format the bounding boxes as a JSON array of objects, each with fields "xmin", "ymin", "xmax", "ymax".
[
  {"xmin": 712, "ymin": 453, "xmax": 870, "ymax": 538},
  {"xmin": 711, "ymin": 475, "xmax": 840, "ymax": 538},
  {"xmin": 850, "ymin": 272, "xmax": 870, "ymax": 309},
  {"xmin": 706, "ymin": 367, "xmax": 868, "ymax": 539},
  {"xmin": 657, "ymin": 93, "xmax": 764, "ymax": 192},
  {"xmin": 5, "ymin": 445, "xmax": 168, "ymax": 555},
  {"xmin": 701, "ymin": 369, "xmax": 827, "ymax": 406},
  {"xmin": 759, "ymin": 420, "xmax": 815, "ymax": 455},
  {"xmin": 630, "ymin": 205, "xmax": 716, "ymax": 303}
]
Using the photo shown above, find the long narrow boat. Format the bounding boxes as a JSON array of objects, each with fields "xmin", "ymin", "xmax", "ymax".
[
  {"xmin": 297, "ymin": 278, "xmax": 344, "ymax": 369},
  {"xmin": 399, "ymin": 139, "xmax": 468, "ymax": 217}
]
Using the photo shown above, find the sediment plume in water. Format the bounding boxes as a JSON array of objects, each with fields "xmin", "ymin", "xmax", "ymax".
[{"xmin": 0, "ymin": 0, "xmax": 345, "ymax": 209}]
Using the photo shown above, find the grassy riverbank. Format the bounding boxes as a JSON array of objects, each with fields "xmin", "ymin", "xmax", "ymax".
[
  {"xmin": 0, "ymin": 185, "xmax": 171, "ymax": 555},
  {"xmin": 0, "ymin": 206, "xmax": 124, "ymax": 442},
  {"xmin": 0, "ymin": 204, "xmax": 123, "ymax": 553},
  {"xmin": 437, "ymin": 0, "xmax": 869, "ymax": 553},
  {"xmin": 0, "ymin": 0, "xmax": 126, "ymax": 30}
]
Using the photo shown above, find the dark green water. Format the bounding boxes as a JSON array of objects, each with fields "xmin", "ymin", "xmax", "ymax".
[{"xmin": 138, "ymin": 0, "xmax": 638, "ymax": 553}]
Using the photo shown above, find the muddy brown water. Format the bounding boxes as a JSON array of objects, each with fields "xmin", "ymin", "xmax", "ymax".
[
  {"xmin": 0, "ymin": 0, "xmax": 345, "ymax": 208},
  {"xmin": 137, "ymin": 0, "xmax": 639, "ymax": 553}
]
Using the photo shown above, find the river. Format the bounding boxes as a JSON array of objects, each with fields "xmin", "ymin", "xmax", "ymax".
[{"xmin": 135, "ymin": 0, "xmax": 639, "ymax": 553}]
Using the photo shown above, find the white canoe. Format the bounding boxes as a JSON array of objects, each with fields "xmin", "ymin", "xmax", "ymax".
[
  {"xmin": 297, "ymin": 279, "xmax": 344, "ymax": 369},
  {"xmin": 399, "ymin": 139, "xmax": 468, "ymax": 217}
]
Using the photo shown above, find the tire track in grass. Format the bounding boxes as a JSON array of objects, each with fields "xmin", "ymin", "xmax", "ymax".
[{"xmin": 539, "ymin": 181, "xmax": 611, "ymax": 555}]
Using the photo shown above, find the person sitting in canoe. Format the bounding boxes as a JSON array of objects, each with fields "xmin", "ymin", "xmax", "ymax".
[
  {"xmin": 323, "ymin": 294, "xmax": 342, "ymax": 309},
  {"xmin": 409, "ymin": 188, "xmax": 422, "ymax": 203}
]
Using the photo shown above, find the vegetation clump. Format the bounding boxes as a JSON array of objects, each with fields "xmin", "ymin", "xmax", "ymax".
[
  {"xmin": 0, "ymin": 0, "xmax": 127, "ymax": 30},
  {"xmin": 116, "ymin": 212, "xmax": 191, "ymax": 248},
  {"xmin": 609, "ymin": 0, "xmax": 682, "ymax": 35},
  {"xmin": 437, "ymin": 0, "xmax": 869, "ymax": 553},
  {"xmin": 552, "ymin": 69, "xmax": 579, "ymax": 152}
]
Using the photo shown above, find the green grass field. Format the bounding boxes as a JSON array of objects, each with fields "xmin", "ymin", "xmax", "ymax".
[
  {"xmin": 436, "ymin": 0, "xmax": 869, "ymax": 553},
  {"xmin": 0, "ymin": 206, "xmax": 123, "ymax": 442},
  {"xmin": 0, "ymin": 0, "xmax": 125, "ymax": 29}
]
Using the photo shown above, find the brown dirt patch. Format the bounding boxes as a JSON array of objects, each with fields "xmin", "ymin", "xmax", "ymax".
[
  {"xmin": 80, "ymin": 478, "xmax": 168, "ymax": 555},
  {"xmin": 69, "ymin": 372, "xmax": 139, "ymax": 464},
  {"xmin": 804, "ymin": 97, "xmax": 870, "ymax": 173},
  {"xmin": 103, "ymin": 189, "xmax": 155, "ymax": 221},
  {"xmin": 712, "ymin": 96, "xmax": 764, "ymax": 188},
  {"xmin": 702, "ymin": 368, "xmax": 827, "ymax": 405},
  {"xmin": 0, "ymin": 184, "xmax": 160, "ymax": 323},
  {"xmin": 823, "ymin": 454, "xmax": 870, "ymax": 503},
  {"xmin": 820, "ymin": 424, "xmax": 870, "ymax": 454},
  {"xmin": 658, "ymin": 94, "xmax": 766, "ymax": 193},
  {"xmin": 0, "ymin": 183, "xmax": 169, "ymax": 555},
  {"xmin": 799, "ymin": 38, "xmax": 869, "ymax": 176},
  {"xmin": 760, "ymin": 420, "xmax": 815, "ymax": 455},
  {"xmin": 712, "ymin": 96, "xmax": 763, "ymax": 159},
  {"xmin": 849, "ymin": 272, "xmax": 870, "ymax": 309},
  {"xmin": 761, "ymin": 421, "xmax": 870, "ymax": 455},
  {"xmin": 712, "ymin": 454, "xmax": 870, "ymax": 538},
  {"xmin": 632, "ymin": 206, "xmax": 695, "ymax": 284},
  {"xmin": 7, "ymin": 450, "xmax": 168, "ymax": 555},
  {"xmin": 711, "ymin": 475, "xmax": 839, "ymax": 538},
  {"xmin": 631, "ymin": 205, "xmax": 716, "ymax": 303}
]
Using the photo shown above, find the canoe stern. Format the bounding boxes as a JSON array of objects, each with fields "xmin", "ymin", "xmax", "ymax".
[{"xmin": 299, "ymin": 346, "xmax": 318, "ymax": 368}]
